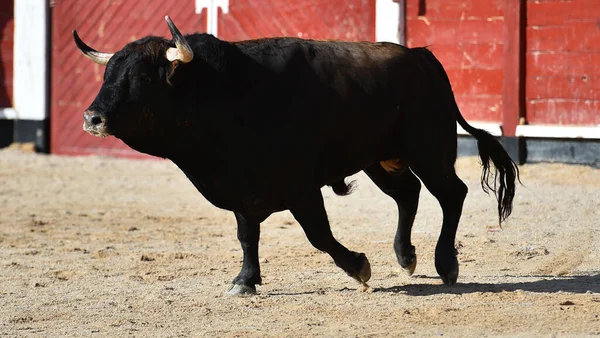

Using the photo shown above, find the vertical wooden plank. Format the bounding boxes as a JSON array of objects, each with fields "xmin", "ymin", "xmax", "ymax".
[
  {"xmin": 13, "ymin": 0, "xmax": 48, "ymax": 121},
  {"xmin": 376, "ymin": 0, "xmax": 400, "ymax": 43},
  {"xmin": 392, "ymin": 0, "xmax": 406, "ymax": 45},
  {"xmin": 502, "ymin": 0, "xmax": 525, "ymax": 137}
]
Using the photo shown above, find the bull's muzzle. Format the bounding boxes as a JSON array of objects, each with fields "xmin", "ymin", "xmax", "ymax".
[{"xmin": 83, "ymin": 110, "xmax": 110, "ymax": 137}]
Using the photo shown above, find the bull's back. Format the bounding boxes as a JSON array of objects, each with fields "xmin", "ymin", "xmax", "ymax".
[
  {"xmin": 230, "ymin": 38, "xmax": 414, "ymax": 184},
  {"xmin": 235, "ymin": 38, "xmax": 407, "ymax": 97},
  {"xmin": 236, "ymin": 38, "xmax": 409, "ymax": 135}
]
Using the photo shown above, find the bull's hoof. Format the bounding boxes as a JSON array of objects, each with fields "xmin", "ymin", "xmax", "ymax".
[
  {"xmin": 439, "ymin": 262, "xmax": 459, "ymax": 286},
  {"xmin": 436, "ymin": 246, "xmax": 459, "ymax": 286},
  {"xmin": 396, "ymin": 245, "xmax": 417, "ymax": 276},
  {"xmin": 226, "ymin": 284, "xmax": 257, "ymax": 297},
  {"xmin": 401, "ymin": 256, "xmax": 417, "ymax": 276},
  {"xmin": 351, "ymin": 254, "xmax": 371, "ymax": 284}
]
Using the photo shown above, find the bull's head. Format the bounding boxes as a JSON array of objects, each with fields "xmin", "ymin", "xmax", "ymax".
[{"xmin": 73, "ymin": 16, "xmax": 194, "ymax": 138}]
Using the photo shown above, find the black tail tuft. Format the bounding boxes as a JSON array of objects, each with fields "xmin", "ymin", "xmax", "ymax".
[
  {"xmin": 470, "ymin": 128, "xmax": 521, "ymax": 224},
  {"xmin": 329, "ymin": 179, "xmax": 357, "ymax": 196}
]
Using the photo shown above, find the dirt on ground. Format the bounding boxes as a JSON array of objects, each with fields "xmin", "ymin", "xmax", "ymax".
[{"xmin": 1, "ymin": 146, "xmax": 599, "ymax": 337}]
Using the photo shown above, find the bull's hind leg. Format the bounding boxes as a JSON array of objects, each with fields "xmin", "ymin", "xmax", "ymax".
[
  {"xmin": 364, "ymin": 164, "xmax": 421, "ymax": 275},
  {"xmin": 410, "ymin": 163, "xmax": 468, "ymax": 286},
  {"xmin": 288, "ymin": 189, "xmax": 371, "ymax": 286},
  {"xmin": 227, "ymin": 212, "xmax": 268, "ymax": 296}
]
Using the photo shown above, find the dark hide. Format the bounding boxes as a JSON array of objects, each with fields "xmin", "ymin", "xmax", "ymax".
[{"xmin": 77, "ymin": 30, "xmax": 519, "ymax": 293}]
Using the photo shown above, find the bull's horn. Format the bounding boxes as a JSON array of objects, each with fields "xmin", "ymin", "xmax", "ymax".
[
  {"xmin": 165, "ymin": 15, "xmax": 193, "ymax": 63},
  {"xmin": 72, "ymin": 30, "xmax": 113, "ymax": 66}
]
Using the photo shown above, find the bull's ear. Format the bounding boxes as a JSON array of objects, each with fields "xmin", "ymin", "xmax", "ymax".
[{"xmin": 165, "ymin": 16, "xmax": 193, "ymax": 63}]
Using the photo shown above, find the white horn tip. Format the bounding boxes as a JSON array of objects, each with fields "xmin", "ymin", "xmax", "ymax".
[{"xmin": 165, "ymin": 15, "xmax": 170, "ymax": 22}]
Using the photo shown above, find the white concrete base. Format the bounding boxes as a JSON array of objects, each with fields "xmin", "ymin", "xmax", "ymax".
[
  {"xmin": 457, "ymin": 122, "xmax": 503, "ymax": 137},
  {"xmin": 0, "ymin": 107, "xmax": 17, "ymax": 119},
  {"xmin": 516, "ymin": 124, "xmax": 600, "ymax": 139}
]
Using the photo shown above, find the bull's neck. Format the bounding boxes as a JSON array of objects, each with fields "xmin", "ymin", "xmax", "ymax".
[{"xmin": 116, "ymin": 119, "xmax": 210, "ymax": 160}]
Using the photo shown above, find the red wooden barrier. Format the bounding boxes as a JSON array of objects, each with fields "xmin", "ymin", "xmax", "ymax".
[
  {"xmin": 525, "ymin": 0, "xmax": 600, "ymax": 126},
  {"xmin": 405, "ymin": 0, "xmax": 505, "ymax": 123}
]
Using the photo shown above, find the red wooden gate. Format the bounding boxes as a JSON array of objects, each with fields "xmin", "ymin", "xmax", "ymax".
[{"xmin": 51, "ymin": 0, "xmax": 375, "ymax": 157}]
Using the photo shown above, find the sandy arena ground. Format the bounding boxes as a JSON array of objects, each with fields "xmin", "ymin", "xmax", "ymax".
[{"xmin": 1, "ymin": 145, "xmax": 599, "ymax": 337}]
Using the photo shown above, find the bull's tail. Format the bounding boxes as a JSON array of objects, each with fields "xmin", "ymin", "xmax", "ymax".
[
  {"xmin": 456, "ymin": 112, "xmax": 520, "ymax": 224},
  {"xmin": 414, "ymin": 47, "xmax": 520, "ymax": 224}
]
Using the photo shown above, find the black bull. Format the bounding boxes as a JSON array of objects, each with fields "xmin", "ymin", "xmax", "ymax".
[{"xmin": 73, "ymin": 16, "xmax": 519, "ymax": 295}]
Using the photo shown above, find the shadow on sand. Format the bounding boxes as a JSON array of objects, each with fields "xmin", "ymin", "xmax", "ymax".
[{"xmin": 375, "ymin": 274, "xmax": 600, "ymax": 295}]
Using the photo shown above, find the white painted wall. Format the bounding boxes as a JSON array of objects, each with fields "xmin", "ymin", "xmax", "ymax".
[
  {"xmin": 10, "ymin": 0, "xmax": 48, "ymax": 120},
  {"xmin": 195, "ymin": 0, "xmax": 229, "ymax": 38},
  {"xmin": 375, "ymin": 0, "xmax": 400, "ymax": 44}
]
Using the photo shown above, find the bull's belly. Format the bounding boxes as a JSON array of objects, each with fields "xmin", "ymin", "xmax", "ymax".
[
  {"xmin": 315, "ymin": 150, "xmax": 388, "ymax": 187},
  {"xmin": 173, "ymin": 133, "xmax": 398, "ymax": 215},
  {"xmin": 178, "ymin": 164, "xmax": 289, "ymax": 215},
  {"xmin": 315, "ymin": 133, "xmax": 401, "ymax": 183}
]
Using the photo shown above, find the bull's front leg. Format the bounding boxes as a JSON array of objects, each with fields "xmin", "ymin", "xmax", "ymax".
[
  {"xmin": 227, "ymin": 212, "xmax": 268, "ymax": 296},
  {"xmin": 288, "ymin": 189, "xmax": 371, "ymax": 288}
]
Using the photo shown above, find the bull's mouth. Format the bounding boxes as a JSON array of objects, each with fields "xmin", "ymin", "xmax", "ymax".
[{"xmin": 82, "ymin": 122, "xmax": 111, "ymax": 138}]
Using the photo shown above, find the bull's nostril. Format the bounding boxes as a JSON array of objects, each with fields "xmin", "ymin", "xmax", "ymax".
[{"xmin": 90, "ymin": 116, "xmax": 103, "ymax": 126}]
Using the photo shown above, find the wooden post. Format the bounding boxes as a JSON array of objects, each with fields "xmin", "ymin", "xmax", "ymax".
[
  {"xmin": 502, "ymin": 0, "xmax": 526, "ymax": 163},
  {"xmin": 391, "ymin": 0, "xmax": 406, "ymax": 45}
]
